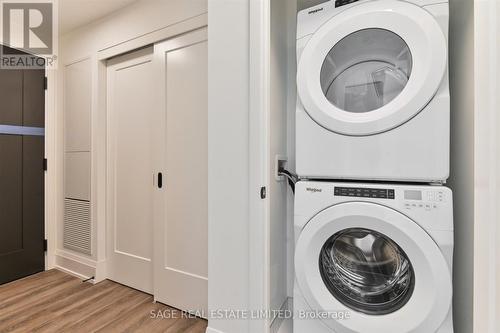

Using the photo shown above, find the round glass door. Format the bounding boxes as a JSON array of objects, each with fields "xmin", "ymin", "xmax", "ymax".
[
  {"xmin": 319, "ymin": 228, "xmax": 415, "ymax": 315},
  {"xmin": 320, "ymin": 29, "xmax": 412, "ymax": 114}
]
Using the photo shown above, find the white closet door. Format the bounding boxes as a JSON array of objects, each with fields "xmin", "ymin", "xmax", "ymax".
[
  {"xmin": 153, "ymin": 28, "xmax": 208, "ymax": 315},
  {"xmin": 107, "ymin": 47, "xmax": 154, "ymax": 294}
]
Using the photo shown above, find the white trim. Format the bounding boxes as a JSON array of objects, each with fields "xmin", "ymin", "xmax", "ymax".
[
  {"xmin": 94, "ymin": 58, "xmax": 107, "ymax": 266},
  {"xmin": 249, "ymin": 0, "xmax": 271, "ymax": 333},
  {"xmin": 55, "ymin": 249, "xmax": 97, "ymax": 267},
  {"xmin": 45, "ymin": 69, "xmax": 57, "ymax": 270},
  {"xmin": 54, "ymin": 250, "xmax": 97, "ymax": 280},
  {"xmin": 97, "ymin": 13, "xmax": 207, "ymax": 60},
  {"xmin": 205, "ymin": 328, "xmax": 225, "ymax": 333},
  {"xmin": 473, "ymin": 0, "xmax": 499, "ymax": 332},
  {"xmin": 54, "ymin": 249, "xmax": 106, "ymax": 283},
  {"xmin": 54, "ymin": 265, "xmax": 92, "ymax": 281}
]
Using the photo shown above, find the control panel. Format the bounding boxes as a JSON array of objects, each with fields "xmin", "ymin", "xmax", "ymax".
[
  {"xmin": 403, "ymin": 189, "xmax": 445, "ymax": 211},
  {"xmin": 335, "ymin": 0, "xmax": 360, "ymax": 8},
  {"xmin": 334, "ymin": 186, "xmax": 395, "ymax": 199}
]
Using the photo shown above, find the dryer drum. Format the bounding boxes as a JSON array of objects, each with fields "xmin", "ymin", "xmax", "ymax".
[
  {"xmin": 319, "ymin": 228, "xmax": 415, "ymax": 315},
  {"xmin": 320, "ymin": 28, "xmax": 413, "ymax": 114}
]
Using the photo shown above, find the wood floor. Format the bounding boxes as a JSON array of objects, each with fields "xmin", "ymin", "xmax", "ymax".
[{"xmin": 0, "ymin": 269, "xmax": 208, "ymax": 333}]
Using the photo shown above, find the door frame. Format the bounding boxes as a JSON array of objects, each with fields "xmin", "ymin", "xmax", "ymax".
[
  {"xmin": 46, "ymin": 69, "xmax": 55, "ymax": 270},
  {"xmin": 249, "ymin": 0, "xmax": 271, "ymax": 332},
  {"xmin": 473, "ymin": 0, "xmax": 500, "ymax": 331}
]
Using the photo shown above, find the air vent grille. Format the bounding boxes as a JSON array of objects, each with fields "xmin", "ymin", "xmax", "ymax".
[{"xmin": 63, "ymin": 198, "xmax": 91, "ymax": 255}]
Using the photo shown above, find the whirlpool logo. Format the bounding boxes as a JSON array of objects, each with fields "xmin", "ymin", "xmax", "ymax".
[
  {"xmin": 306, "ymin": 187, "xmax": 322, "ymax": 193},
  {"xmin": 308, "ymin": 7, "xmax": 324, "ymax": 14}
]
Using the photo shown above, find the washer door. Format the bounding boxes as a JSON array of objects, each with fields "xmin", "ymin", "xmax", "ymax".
[
  {"xmin": 295, "ymin": 202, "xmax": 452, "ymax": 333},
  {"xmin": 297, "ymin": 0, "xmax": 447, "ymax": 136}
]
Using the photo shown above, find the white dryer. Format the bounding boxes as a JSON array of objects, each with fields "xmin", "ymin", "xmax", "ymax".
[
  {"xmin": 296, "ymin": 0, "xmax": 450, "ymax": 183},
  {"xmin": 294, "ymin": 181, "xmax": 453, "ymax": 333}
]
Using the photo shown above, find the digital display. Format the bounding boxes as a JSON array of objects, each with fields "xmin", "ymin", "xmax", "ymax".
[{"xmin": 404, "ymin": 190, "xmax": 422, "ymax": 200}]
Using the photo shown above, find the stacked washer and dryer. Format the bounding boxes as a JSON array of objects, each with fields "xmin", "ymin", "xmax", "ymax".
[{"xmin": 293, "ymin": 0, "xmax": 453, "ymax": 332}]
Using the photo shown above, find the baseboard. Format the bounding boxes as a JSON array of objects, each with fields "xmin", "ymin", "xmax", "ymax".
[
  {"xmin": 54, "ymin": 250, "xmax": 96, "ymax": 281},
  {"xmin": 94, "ymin": 259, "xmax": 108, "ymax": 283},
  {"xmin": 54, "ymin": 264, "xmax": 92, "ymax": 281},
  {"xmin": 205, "ymin": 327, "xmax": 225, "ymax": 333}
]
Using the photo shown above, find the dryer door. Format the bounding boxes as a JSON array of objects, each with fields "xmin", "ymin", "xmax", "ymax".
[
  {"xmin": 297, "ymin": 0, "xmax": 447, "ymax": 136},
  {"xmin": 294, "ymin": 202, "xmax": 452, "ymax": 333}
]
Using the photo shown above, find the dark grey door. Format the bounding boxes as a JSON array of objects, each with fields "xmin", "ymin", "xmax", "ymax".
[{"xmin": 0, "ymin": 48, "xmax": 45, "ymax": 284}]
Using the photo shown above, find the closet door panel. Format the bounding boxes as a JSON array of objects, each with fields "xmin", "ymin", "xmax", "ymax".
[
  {"xmin": 154, "ymin": 27, "xmax": 208, "ymax": 315},
  {"xmin": 106, "ymin": 47, "xmax": 154, "ymax": 294}
]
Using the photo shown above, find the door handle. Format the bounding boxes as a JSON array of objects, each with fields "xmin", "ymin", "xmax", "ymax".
[{"xmin": 157, "ymin": 172, "xmax": 163, "ymax": 189}]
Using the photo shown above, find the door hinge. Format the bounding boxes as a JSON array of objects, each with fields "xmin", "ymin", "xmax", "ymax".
[
  {"xmin": 260, "ymin": 186, "xmax": 266, "ymax": 199},
  {"xmin": 43, "ymin": 158, "xmax": 47, "ymax": 171},
  {"xmin": 43, "ymin": 239, "xmax": 48, "ymax": 252},
  {"xmin": 44, "ymin": 77, "xmax": 48, "ymax": 90}
]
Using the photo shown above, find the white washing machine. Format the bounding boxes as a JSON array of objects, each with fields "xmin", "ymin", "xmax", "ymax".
[
  {"xmin": 293, "ymin": 181, "xmax": 453, "ymax": 333},
  {"xmin": 296, "ymin": 0, "xmax": 450, "ymax": 183}
]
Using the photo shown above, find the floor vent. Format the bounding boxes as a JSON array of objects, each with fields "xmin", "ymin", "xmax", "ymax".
[{"xmin": 63, "ymin": 198, "xmax": 91, "ymax": 255}]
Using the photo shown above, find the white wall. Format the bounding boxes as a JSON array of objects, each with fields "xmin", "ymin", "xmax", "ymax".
[
  {"xmin": 207, "ymin": 0, "xmax": 251, "ymax": 332},
  {"xmin": 60, "ymin": 0, "xmax": 207, "ymax": 60},
  {"xmin": 448, "ymin": 0, "xmax": 474, "ymax": 332},
  {"xmin": 270, "ymin": 0, "xmax": 290, "ymax": 321},
  {"xmin": 54, "ymin": 0, "xmax": 207, "ymax": 278}
]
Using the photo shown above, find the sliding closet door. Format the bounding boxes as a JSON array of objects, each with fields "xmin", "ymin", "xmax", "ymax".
[
  {"xmin": 153, "ymin": 28, "xmax": 208, "ymax": 315},
  {"xmin": 106, "ymin": 47, "xmax": 154, "ymax": 293}
]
